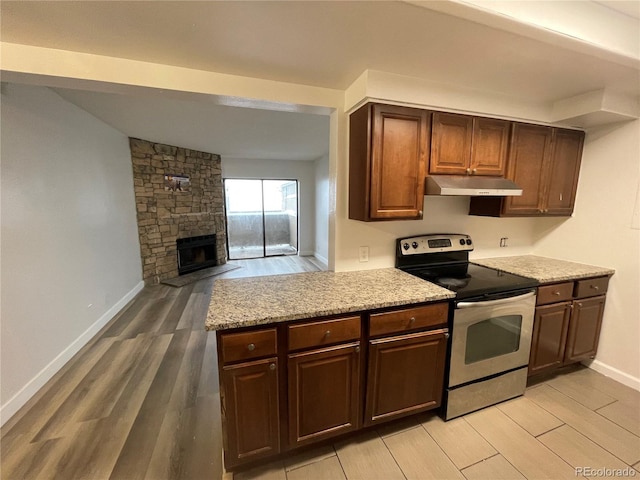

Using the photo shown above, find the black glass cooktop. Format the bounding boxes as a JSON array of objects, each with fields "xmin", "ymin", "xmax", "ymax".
[{"xmin": 403, "ymin": 263, "xmax": 538, "ymax": 300}]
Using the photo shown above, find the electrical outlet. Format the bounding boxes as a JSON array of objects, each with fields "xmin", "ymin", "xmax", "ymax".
[
  {"xmin": 359, "ymin": 246, "xmax": 369, "ymax": 262},
  {"xmin": 499, "ymin": 237, "xmax": 509, "ymax": 247}
]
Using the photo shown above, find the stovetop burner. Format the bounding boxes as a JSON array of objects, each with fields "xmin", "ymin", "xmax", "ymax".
[
  {"xmin": 396, "ymin": 234, "xmax": 538, "ymax": 299},
  {"xmin": 436, "ymin": 277, "xmax": 471, "ymax": 289}
]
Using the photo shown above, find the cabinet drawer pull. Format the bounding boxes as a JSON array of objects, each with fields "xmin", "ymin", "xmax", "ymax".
[
  {"xmin": 591, "ymin": 285, "xmax": 599, "ymax": 291},
  {"xmin": 577, "ymin": 302, "xmax": 583, "ymax": 307},
  {"xmin": 269, "ymin": 363, "xmax": 276, "ymax": 371},
  {"xmin": 553, "ymin": 291, "xmax": 561, "ymax": 296},
  {"xmin": 247, "ymin": 343, "xmax": 255, "ymax": 351},
  {"xmin": 445, "ymin": 332, "xmax": 450, "ymax": 339},
  {"xmin": 409, "ymin": 317, "xmax": 416, "ymax": 324},
  {"xmin": 324, "ymin": 330, "xmax": 331, "ymax": 337}
]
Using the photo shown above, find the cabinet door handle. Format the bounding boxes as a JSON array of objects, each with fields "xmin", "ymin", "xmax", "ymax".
[
  {"xmin": 355, "ymin": 346, "xmax": 360, "ymax": 353},
  {"xmin": 247, "ymin": 343, "xmax": 255, "ymax": 351},
  {"xmin": 444, "ymin": 332, "xmax": 450, "ymax": 339},
  {"xmin": 418, "ymin": 210, "xmax": 423, "ymax": 217},
  {"xmin": 472, "ymin": 168, "xmax": 477, "ymax": 174},
  {"xmin": 269, "ymin": 363, "xmax": 276, "ymax": 371},
  {"xmin": 466, "ymin": 168, "xmax": 471, "ymax": 174},
  {"xmin": 577, "ymin": 302, "xmax": 583, "ymax": 307}
]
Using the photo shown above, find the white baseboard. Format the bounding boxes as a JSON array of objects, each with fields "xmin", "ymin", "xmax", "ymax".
[
  {"xmin": 0, "ymin": 281, "xmax": 145, "ymax": 427},
  {"xmin": 298, "ymin": 250, "xmax": 315, "ymax": 257},
  {"xmin": 584, "ymin": 359, "xmax": 640, "ymax": 392}
]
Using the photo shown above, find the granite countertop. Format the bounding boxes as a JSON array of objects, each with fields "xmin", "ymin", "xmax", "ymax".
[
  {"xmin": 205, "ymin": 268, "xmax": 454, "ymax": 331},
  {"xmin": 473, "ymin": 255, "xmax": 615, "ymax": 284}
]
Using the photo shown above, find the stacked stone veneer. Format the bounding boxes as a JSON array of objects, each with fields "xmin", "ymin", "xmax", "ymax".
[{"xmin": 129, "ymin": 138, "xmax": 226, "ymax": 284}]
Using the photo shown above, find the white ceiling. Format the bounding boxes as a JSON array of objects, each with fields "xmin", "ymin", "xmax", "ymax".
[
  {"xmin": 53, "ymin": 88, "xmax": 330, "ymax": 161},
  {"xmin": 2, "ymin": 1, "xmax": 639, "ymax": 159},
  {"xmin": 596, "ymin": 0, "xmax": 640, "ymax": 18}
]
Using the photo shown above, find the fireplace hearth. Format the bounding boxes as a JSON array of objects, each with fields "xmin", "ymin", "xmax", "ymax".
[{"xmin": 177, "ymin": 234, "xmax": 218, "ymax": 275}]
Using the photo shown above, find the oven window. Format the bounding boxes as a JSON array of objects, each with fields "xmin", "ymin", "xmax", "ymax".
[{"xmin": 465, "ymin": 315, "xmax": 522, "ymax": 364}]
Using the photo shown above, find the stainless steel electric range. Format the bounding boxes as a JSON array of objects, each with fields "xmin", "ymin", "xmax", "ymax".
[{"xmin": 396, "ymin": 233, "xmax": 539, "ymax": 420}]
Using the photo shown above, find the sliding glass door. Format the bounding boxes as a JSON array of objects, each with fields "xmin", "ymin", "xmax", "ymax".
[{"xmin": 225, "ymin": 179, "xmax": 298, "ymax": 260}]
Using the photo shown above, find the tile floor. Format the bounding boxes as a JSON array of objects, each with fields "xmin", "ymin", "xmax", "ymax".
[{"xmin": 232, "ymin": 366, "xmax": 640, "ymax": 480}]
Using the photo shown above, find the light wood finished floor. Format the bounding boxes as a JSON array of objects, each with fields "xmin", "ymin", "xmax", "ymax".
[
  {"xmin": 1, "ymin": 256, "xmax": 321, "ymax": 480},
  {"xmin": 217, "ymin": 255, "xmax": 325, "ymax": 279},
  {"xmin": 3, "ymin": 255, "xmax": 639, "ymax": 480}
]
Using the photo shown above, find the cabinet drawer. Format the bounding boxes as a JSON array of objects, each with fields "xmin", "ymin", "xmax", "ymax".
[
  {"xmin": 288, "ymin": 316, "xmax": 361, "ymax": 351},
  {"xmin": 537, "ymin": 282, "xmax": 573, "ymax": 305},
  {"xmin": 369, "ymin": 303, "xmax": 448, "ymax": 337},
  {"xmin": 221, "ymin": 328, "xmax": 277, "ymax": 364},
  {"xmin": 574, "ymin": 276, "xmax": 609, "ymax": 299}
]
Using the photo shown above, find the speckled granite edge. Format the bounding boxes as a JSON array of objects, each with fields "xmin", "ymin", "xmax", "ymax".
[
  {"xmin": 205, "ymin": 269, "xmax": 455, "ymax": 331},
  {"xmin": 473, "ymin": 255, "xmax": 615, "ymax": 284}
]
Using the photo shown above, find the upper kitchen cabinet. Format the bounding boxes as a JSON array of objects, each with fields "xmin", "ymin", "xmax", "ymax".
[
  {"xmin": 469, "ymin": 125, "xmax": 584, "ymax": 217},
  {"xmin": 430, "ymin": 113, "xmax": 510, "ymax": 176},
  {"xmin": 349, "ymin": 103, "xmax": 430, "ymax": 221},
  {"xmin": 545, "ymin": 129, "xmax": 584, "ymax": 215}
]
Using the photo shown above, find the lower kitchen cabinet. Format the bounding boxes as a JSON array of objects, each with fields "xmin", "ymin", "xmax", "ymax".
[
  {"xmin": 528, "ymin": 276, "xmax": 609, "ymax": 377},
  {"xmin": 217, "ymin": 302, "xmax": 449, "ymax": 469},
  {"xmin": 288, "ymin": 342, "xmax": 361, "ymax": 447},
  {"xmin": 529, "ymin": 302, "xmax": 571, "ymax": 376},
  {"xmin": 221, "ymin": 357, "xmax": 280, "ymax": 466},
  {"xmin": 365, "ymin": 329, "xmax": 447, "ymax": 425},
  {"xmin": 565, "ymin": 295, "xmax": 606, "ymax": 363}
]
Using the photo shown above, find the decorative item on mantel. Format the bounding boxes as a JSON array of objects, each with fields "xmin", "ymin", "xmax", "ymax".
[{"xmin": 164, "ymin": 174, "xmax": 190, "ymax": 192}]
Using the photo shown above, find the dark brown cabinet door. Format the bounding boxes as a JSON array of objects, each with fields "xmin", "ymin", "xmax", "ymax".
[
  {"xmin": 222, "ymin": 357, "xmax": 279, "ymax": 467},
  {"xmin": 502, "ymin": 123, "xmax": 553, "ymax": 215},
  {"xmin": 471, "ymin": 118, "xmax": 510, "ymax": 176},
  {"xmin": 288, "ymin": 343, "xmax": 360, "ymax": 447},
  {"xmin": 349, "ymin": 103, "xmax": 429, "ymax": 221},
  {"xmin": 430, "ymin": 112, "xmax": 473, "ymax": 175},
  {"xmin": 565, "ymin": 296, "xmax": 606, "ymax": 363},
  {"xmin": 528, "ymin": 302, "xmax": 571, "ymax": 376},
  {"xmin": 365, "ymin": 329, "xmax": 447, "ymax": 426},
  {"xmin": 545, "ymin": 129, "xmax": 584, "ymax": 215}
]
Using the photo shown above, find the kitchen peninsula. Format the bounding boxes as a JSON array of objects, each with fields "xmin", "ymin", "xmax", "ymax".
[
  {"xmin": 207, "ymin": 268, "xmax": 453, "ymax": 468},
  {"xmin": 205, "ymin": 269, "xmax": 453, "ymax": 331}
]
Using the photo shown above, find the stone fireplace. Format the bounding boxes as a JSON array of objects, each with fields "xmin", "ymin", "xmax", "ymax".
[{"xmin": 129, "ymin": 138, "xmax": 227, "ymax": 284}]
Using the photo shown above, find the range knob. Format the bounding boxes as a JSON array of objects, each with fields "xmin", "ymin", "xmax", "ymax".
[
  {"xmin": 459, "ymin": 239, "xmax": 466, "ymax": 245},
  {"xmin": 412, "ymin": 242, "xmax": 419, "ymax": 249},
  {"xmin": 403, "ymin": 243, "xmax": 410, "ymax": 251},
  {"xmin": 466, "ymin": 239, "xmax": 472, "ymax": 245}
]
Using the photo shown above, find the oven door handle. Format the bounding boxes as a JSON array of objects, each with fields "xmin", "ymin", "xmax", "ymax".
[{"xmin": 457, "ymin": 290, "xmax": 536, "ymax": 309}]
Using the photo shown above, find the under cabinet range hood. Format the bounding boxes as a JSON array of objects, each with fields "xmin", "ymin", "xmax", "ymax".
[{"xmin": 425, "ymin": 175, "xmax": 523, "ymax": 196}]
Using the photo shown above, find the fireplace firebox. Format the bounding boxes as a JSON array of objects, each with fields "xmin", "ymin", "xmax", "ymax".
[{"xmin": 177, "ymin": 234, "xmax": 218, "ymax": 275}]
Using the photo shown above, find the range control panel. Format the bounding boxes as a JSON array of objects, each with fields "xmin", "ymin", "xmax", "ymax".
[{"xmin": 398, "ymin": 234, "xmax": 473, "ymax": 255}]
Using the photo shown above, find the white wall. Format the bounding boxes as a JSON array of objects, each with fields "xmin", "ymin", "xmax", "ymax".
[
  {"xmin": 533, "ymin": 120, "xmax": 640, "ymax": 387},
  {"xmin": 335, "ymin": 194, "xmax": 543, "ymax": 271},
  {"xmin": 222, "ymin": 158, "xmax": 317, "ymax": 256},
  {"xmin": 0, "ymin": 84, "xmax": 143, "ymax": 424},
  {"xmin": 314, "ymin": 154, "xmax": 330, "ymax": 266}
]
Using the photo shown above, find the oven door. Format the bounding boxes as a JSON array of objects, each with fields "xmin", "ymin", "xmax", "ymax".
[{"xmin": 449, "ymin": 290, "xmax": 535, "ymax": 388}]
